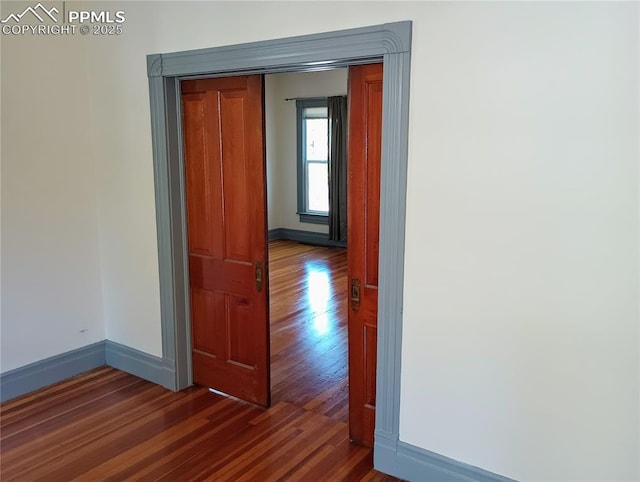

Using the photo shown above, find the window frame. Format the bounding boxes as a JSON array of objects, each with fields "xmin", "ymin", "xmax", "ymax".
[{"xmin": 296, "ymin": 97, "xmax": 330, "ymax": 224}]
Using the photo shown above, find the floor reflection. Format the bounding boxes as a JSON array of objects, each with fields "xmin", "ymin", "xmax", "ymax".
[
  {"xmin": 269, "ymin": 241, "xmax": 348, "ymax": 420},
  {"xmin": 306, "ymin": 266, "xmax": 332, "ymax": 336}
]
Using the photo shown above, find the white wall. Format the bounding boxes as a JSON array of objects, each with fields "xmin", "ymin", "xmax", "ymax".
[
  {"xmin": 265, "ymin": 75, "xmax": 280, "ymax": 231},
  {"xmin": 1, "ymin": 2, "xmax": 637, "ymax": 480},
  {"xmin": 400, "ymin": 4, "xmax": 639, "ymax": 480},
  {"xmin": 265, "ymin": 70, "xmax": 348, "ymax": 234},
  {"xmin": 1, "ymin": 5, "xmax": 105, "ymax": 371},
  {"xmin": 82, "ymin": 25, "xmax": 162, "ymax": 356}
]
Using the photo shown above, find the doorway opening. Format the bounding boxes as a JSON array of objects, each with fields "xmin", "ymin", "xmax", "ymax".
[
  {"xmin": 179, "ymin": 65, "xmax": 381, "ymax": 442},
  {"xmin": 265, "ymin": 69, "xmax": 349, "ymax": 422},
  {"xmin": 147, "ymin": 22, "xmax": 411, "ymax": 472}
]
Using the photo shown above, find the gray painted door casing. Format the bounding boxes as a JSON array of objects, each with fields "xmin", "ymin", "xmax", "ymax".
[{"xmin": 146, "ymin": 21, "xmax": 411, "ymax": 475}]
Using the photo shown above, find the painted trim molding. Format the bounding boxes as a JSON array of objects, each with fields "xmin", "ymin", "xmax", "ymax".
[
  {"xmin": 377, "ymin": 439, "xmax": 517, "ymax": 481},
  {"xmin": 296, "ymin": 97, "xmax": 330, "ymax": 222},
  {"xmin": 146, "ymin": 21, "xmax": 411, "ymax": 478},
  {"xmin": 268, "ymin": 228, "xmax": 347, "ymax": 248},
  {"xmin": 0, "ymin": 341, "xmax": 105, "ymax": 403},
  {"xmin": 105, "ymin": 340, "xmax": 175, "ymax": 390},
  {"xmin": 0, "ymin": 341, "xmax": 175, "ymax": 403},
  {"xmin": 297, "ymin": 213, "xmax": 329, "ymax": 225}
]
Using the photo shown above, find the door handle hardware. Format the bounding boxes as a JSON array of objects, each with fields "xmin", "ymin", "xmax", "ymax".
[
  {"xmin": 255, "ymin": 261, "xmax": 263, "ymax": 292},
  {"xmin": 351, "ymin": 278, "xmax": 360, "ymax": 311}
]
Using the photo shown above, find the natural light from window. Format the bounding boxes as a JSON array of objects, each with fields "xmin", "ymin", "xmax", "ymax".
[{"xmin": 304, "ymin": 109, "xmax": 329, "ymax": 213}]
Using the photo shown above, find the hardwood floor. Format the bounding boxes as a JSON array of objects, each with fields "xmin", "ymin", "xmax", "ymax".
[
  {"xmin": 269, "ymin": 240, "xmax": 349, "ymax": 422},
  {"xmin": 0, "ymin": 241, "xmax": 400, "ymax": 481}
]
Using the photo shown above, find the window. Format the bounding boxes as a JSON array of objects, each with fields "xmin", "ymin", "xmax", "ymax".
[{"xmin": 297, "ymin": 98, "xmax": 329, "ymax": 224}]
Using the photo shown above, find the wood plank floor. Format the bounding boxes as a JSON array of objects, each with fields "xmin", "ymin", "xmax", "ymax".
[
  {"xmin": 269, "ymin": 240, "xmax": 349, "ymax": 422},
  {"xmin": 0, "ymin": 241, "xmax": 400, "ymax": 481}
]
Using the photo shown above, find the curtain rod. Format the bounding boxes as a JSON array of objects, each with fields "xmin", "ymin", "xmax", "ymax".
[
  {"xmin": 284, "ymin": 96, "xmax": 327, "ymax": 102},
  {"xmin": 283, "ymin": 95, "xmax": 346, "ymax": 101}
]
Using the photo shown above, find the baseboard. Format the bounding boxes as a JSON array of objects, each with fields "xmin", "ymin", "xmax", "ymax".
[
  {"xmin": 0, "ymin": 341, "xmax": 106, "ymax": 403},
  {"xmin": 268, "ymin": 228, "xmax": 284, "ymax": 241},
  {"xmin": 105, "ymin": 340, "xmax": 175, "ymax": 391},
  {"xmin": 268, "ymin": 227, "xmax": 347, "ymax": 248},
  {"xmin": 1, "ymin": 340, "xmax": 177, "ymax": 403},
  {"xmin": 375, "ymin": 433, "xmax": 516, "ymax": 482}
]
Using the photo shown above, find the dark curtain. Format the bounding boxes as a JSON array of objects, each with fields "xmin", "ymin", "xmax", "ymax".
[{"xmin": 328, "ymin": 95, "xmax": 348, "ymax": 242}]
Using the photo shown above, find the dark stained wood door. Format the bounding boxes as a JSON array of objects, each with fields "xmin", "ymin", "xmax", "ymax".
[
  {"xmin": 181, "ymin": 75, "xmax": 270, "ymax": 407},
  {"xmin": 348, "ymin": 63, "xmax": 383, "ymax": 446}
]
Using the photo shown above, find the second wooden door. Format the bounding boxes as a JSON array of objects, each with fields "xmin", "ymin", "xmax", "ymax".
[{"xmin": 348, "ymin": 63, "xmax": 383, "ymax": 447}]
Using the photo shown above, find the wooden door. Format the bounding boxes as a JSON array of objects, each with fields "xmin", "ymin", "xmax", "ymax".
[
  {"xmin": 348, "ymin": 63, "xmax": 383, "ymax": 446},
  {"xmin": 181, "ymin": 75, "xmax": 270, "ymax": 407}
]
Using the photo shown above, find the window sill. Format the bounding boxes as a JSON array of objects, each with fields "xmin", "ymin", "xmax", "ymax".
[{"xmin": 298, "ymin": 213, "xmax": 329, "ymax": 225}]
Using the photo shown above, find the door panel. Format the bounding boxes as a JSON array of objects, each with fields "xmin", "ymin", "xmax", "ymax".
[
  {"xmin": 348, "ymin": 63, "xmax": 383, "ymax": 446},
  {"xmin": 182, "ymin": 75, "xmax": 270, "ymax": 407},
  {"xmin": 182, "ymin": 94, "xmax": 214, "ymax": 257},
  {"xmin": 365, "ymin": 81, "xmax": 382, "ymax": 288},
  {"xmin": 191, "ymin": 288, "xmax": 217, "ymax": 355}
]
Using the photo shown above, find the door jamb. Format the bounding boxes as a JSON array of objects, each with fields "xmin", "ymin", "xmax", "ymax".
[{"xmin": 146, "ymin": 21, "xmax": 411, "ymax": 473}]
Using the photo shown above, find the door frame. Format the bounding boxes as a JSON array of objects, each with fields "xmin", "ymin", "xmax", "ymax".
[{"xmin": 146, "ymin": 21, "xmax": 411, "ymax": 472}]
